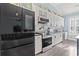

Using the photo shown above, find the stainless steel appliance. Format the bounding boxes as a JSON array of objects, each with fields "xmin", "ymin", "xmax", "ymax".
[
  {"xmin": 42, "ymin": 37, "xmax": 52, "ymax": 48},
  {"xmin": 1, "ymin": 32, "xmax": 35, "ymax": 56},
  {"xmin": 0, "ymin": 3, "xmax": 35, "ymax": 56},
  {"xmin": 0, "ymin": 32, "xmax": 34, "ymax": 56}
]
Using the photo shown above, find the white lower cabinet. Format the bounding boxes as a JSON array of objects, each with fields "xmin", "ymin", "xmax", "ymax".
[
  {"xmin": 52, "ymin": 33, "xmax": 63, "ymax": 46},
  {"xmin": 52, "ymin": 35, "xmax": 56, "ymax": 46},
  {"xmin": 35, "ymin": 35, "xmax": 42, "ymax": 55}
]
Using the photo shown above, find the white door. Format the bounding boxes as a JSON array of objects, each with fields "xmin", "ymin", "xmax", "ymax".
[
  {"xmin": 68, "ymin": 16, "xmax": 76, "ymax": 40},
  {"xmin": 75, "ymin": 16, "xmax": 79, "ymax": 35}
]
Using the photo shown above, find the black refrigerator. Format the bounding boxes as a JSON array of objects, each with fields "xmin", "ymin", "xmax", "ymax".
[{"xmin": 0, "ymin": 3, "xmax": 35, "ymax": 56}]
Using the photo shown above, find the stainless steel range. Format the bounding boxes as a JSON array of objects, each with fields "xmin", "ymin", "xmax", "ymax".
[{"xmin": 42, "ymin": 36, "xmax": 52, "ymax": 48}]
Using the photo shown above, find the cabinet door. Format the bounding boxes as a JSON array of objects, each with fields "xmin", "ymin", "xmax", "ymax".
[
  {"xmin": 52, "ymin": 34, "xmax": 62, "ymax": 46},
  {"xmin": 52, "ymin": 35, "xmax": 57, "ymax": 46},
  {"xmin": 59, "ymin": 33, "xmax": 63, "ymax": 42},
  {"xmin": 57, "ymin": 33, "xmax": 62, "ymax": 43},
  {"xmin": 55, "ymin": 34, "xmax": 59, "ymax": 44},
  {"xmin": 52, "ymin": 35, "xmax": 56, "ymax": 46}
]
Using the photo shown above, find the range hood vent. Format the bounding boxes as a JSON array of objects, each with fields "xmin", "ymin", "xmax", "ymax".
[{"xmin": 38, "ymin": 17, "xmax": 49, "ymax": 24}]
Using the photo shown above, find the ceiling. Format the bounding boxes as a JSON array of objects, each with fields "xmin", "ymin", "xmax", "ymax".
[{"xmin": 51, "ymin": 3, "xmax": 79, "ymax": 16}]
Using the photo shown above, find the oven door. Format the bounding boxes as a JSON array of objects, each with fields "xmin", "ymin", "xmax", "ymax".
[{"xmin": 42, "ymin": 37, "xmax": 52, "ymax": 48}]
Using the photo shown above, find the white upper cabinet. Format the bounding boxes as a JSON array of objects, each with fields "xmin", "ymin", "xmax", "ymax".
[{"xmin": 53, "ymin": 14, "xmax": 64, "ymax": 28}]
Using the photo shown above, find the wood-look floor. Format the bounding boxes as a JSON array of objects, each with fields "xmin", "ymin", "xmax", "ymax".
[{"xmin": 37, "ymin": 40, "xmax": 77, "ymax": 56}]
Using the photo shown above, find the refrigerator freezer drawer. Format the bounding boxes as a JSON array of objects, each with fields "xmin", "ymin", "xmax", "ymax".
[{"xmin": 1, "ymin": 43, "xmax": 35, "ymax": 56}]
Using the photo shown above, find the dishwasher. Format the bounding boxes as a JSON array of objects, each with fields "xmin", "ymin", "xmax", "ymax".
[{"xmin": 0, "ymin": 32, "xmax": 35, "ymax": 56}]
